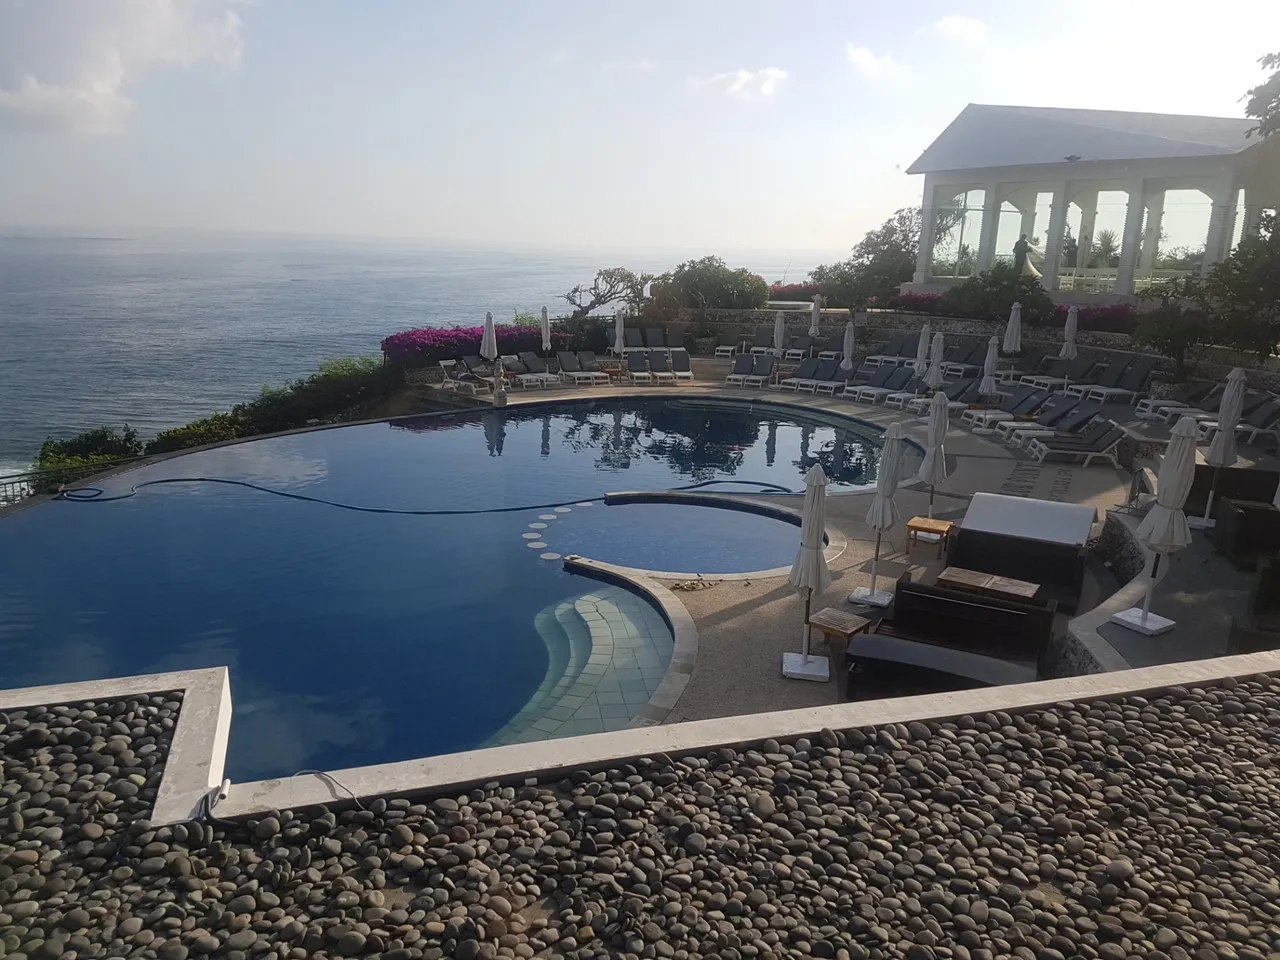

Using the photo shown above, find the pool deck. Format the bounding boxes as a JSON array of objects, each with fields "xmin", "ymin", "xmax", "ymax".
[{"xmin": 485, "ymin": 372, "xmax": 1139, "ymax": 724}]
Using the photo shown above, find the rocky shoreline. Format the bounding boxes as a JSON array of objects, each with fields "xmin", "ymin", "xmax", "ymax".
[{"xmin": 4, "ymin": 676, "xmax": 1280, "ymax": 959}]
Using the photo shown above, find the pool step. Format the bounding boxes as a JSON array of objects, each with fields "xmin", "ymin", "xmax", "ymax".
[{"xmin": 480, "ymin": 599, "xmax": 594, "ymax": 746}]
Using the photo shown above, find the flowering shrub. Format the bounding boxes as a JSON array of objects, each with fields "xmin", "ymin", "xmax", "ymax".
[
  {"xmin": 381, "ymin": 324, "xmax": 571, "ymax": 367},
  {"xmin": 769, "ymin": 282, "xmax": 824, "ymax": 301}
]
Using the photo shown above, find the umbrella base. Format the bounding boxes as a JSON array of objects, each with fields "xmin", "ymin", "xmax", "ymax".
[
  {"xmin": 848, "ymin": 587, "xmax": 894, "ymax": 608},
  {"xmin": 1186, "ymin": 516, "xmax": 1216, "ymax": 530},
  {"xmin": 782, "ymin": 653, "xmax": 830, "ymax": 682},
  {"xmin": 1110, "ymin": 607, "xmax": 1176, "ymax": 636}
]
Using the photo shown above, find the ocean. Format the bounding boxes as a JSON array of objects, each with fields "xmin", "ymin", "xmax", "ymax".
[{"xmin": 0, "ymin": 233, "xmax": 830, "ymax": 475}]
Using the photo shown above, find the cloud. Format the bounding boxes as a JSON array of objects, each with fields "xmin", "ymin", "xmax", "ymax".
[
  {"xmin": 700, "ymin": 67, "xmax": 789, "ymax": 101},
  {"xmin": 845, "ymin": 44, "xmax": 906, "ymax": 80},
  {"xmin": 922, "ymin": 15, "xmax": 988, "ymax": 42},
  {"xmin": 0, "ymin": 0, "xmax": 246, "ymax": 134}
]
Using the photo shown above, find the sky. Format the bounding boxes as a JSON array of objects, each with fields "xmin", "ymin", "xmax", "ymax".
[{"xmin": 0, "ymin": 0, "xmax": 1276, "ymax": 255}]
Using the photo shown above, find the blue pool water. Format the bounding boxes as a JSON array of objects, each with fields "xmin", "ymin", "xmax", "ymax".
[{"xmin": 0, "ymin": 398, "xmax": 908, "ymax": 780}]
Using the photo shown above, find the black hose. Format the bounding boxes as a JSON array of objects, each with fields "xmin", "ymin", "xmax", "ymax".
[{"xmin": 57, "ymin": 476, "xmax": 795, "ymax": 515}]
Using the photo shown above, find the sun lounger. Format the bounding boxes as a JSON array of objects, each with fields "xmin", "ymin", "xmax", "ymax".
[
  {"xmin": 997, "ymin": 347, "xmax": 1048, "ymax": 384},
  {"xmin": 992, "ymin": 394, "xmax": 1081, "ymax": 441},
  {"xmin": 960, "ymin": 386, "xmax": 1046, "ymax": 428},
  {"xmin": 714, "ymin": 334, "xmax": 741, "ymax": 358},
  {"xmin": 502, "ymin": 357, "xmax": 548, "ymax": 389},
  {"xmin": 578, "ymin": 351, "xmax": 614, "ymax": 381},
  {"xmin": 518, "ymin": 352, "xmax": 560, "ymax": 386},
  {"xmin": 622, "ymin": 328, "xmax": 648, "ymax": 354},
  {"xmin": 438, "ymin": 359, "xmax": 486, "ymax": 394},
  {"xmin": 942, "ymin": 340, "xmax": 988, "ymax": 378},
  {"xmin": 1009, "ymin": 405, "xmax": 1103, "ymax": 449},
  {"xmin": 846, "ymin": 365, "xmax": 912, "ymax": 403},
  {"xmin": 557, "ymin": 351, "xmax": 609, "ymax": 385},
  {"xmin": 669, "ymin": 349, "xmax": 695, "ymax": 382},
  {"xmin": 784, "ymin": 336, "xmax": 814, "ymax": 362},
  {"xmin": 1196, "ymin": 396, "xmax": 1280, "ymax": 442},
  {"xmin": 462, "ymin": 354, "xmax": 504, "ymax": 390},
  {"xmin": 1027, "ymin": 423, "xmax": 1125, "ymax": 468},
  {"xmin": 1020, "ymin": 355, "xmax": 1098, "ymax": 390},
  {"xmin": 743, "ymin": 354, "xmax": 775, "ymax": 388},
  {"xmin": 725, "ymin": 354, "xmax": 754, "ymax": 386},
  {"xmin": 1062, "ymin": 355, "xmax": 1133, "ymax": 399},
  {"xmin": 795, "ymin": 359, "xmax": 839, "ymax": 393},
  {"xmin": 1159, "ymin": 388, "xmax": 1271, "ymax": 426},
  {"xmin": 749, "ymin": 328, "xmax": 774, "ymax": 356},
  {"xmin": 904, "ymin": 378, "xmax": 981, "ymax": 415},
  {"xmin": 816, "ymin": 335, "xmax": 842, "ymax": 361},
  {"xmin": 643, "ymin": 328, "xmax": 669, "ymax": 354},
  {"xmin": 813, "ymin": 366, "xmax": 855, "ymax": 396},
  {"xmin": 887, "ymin": 374, "xmax": 964, "ymax": 410},
  {"xmin": 625, "ymin": 352, "xmax": 653, "ymax": 384},
  {"xmin": 648, "ymin": 351, "xmax": 677, "ymax": 383},
  {"xmin": 777, "ymin": 357, "xmax": 820, "ymax": 391},
  {"xmin": 864, "ymin": 334, "xmax": 912, "ymax": 367},
  {"xmin": 1135, "ymin": 381, "xmax": 1220, "ymax": 419}
]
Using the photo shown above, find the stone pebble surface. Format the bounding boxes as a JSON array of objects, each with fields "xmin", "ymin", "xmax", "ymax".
[{"xmin": 4, "ymin": 677, "xmax": 1280, "ymax": 960}]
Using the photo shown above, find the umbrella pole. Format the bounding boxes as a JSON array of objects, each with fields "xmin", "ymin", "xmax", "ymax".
[
  {"xmin": 869, "ymin": 532, "xmax": 882, "ymax": 596},
  {"xmin": 801, "ymin": 589, "xmax": 812, "ymax": 664},
  {"xmin": 928, "ymin": 485, "xmax": 936, "ymax": 519},
  {"xmin": 1142, "ymin": 554, "xmax": 1161, "ymax": 625},
  {"xmin": 1203, "ymin": 466, "xmax": 1220, "ymax": 523}
]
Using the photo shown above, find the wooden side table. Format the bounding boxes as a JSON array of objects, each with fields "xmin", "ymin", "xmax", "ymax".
[
  {"xmin": 804, "ymin": 607, "xmax": 872, "ymax": 689},
  {"xmin": 906, "ymin": 516, "xmax": 954, "ymax": 559}
]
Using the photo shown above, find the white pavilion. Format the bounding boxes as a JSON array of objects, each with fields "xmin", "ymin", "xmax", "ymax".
[{"xmin": 905, "ymin": 104, "xmax": 1280, "ymax": 300}]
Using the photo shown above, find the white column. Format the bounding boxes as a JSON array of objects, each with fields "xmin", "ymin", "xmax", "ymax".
[
  {"xmin": 1076, "ymin": 190, "xmax": 1099, "ymax": 270},
  {"xmin": 1222, "ymin": 189, "xmax": 1241, "ymax": 257},
  {"xmin": 976, "ymin": 182, "xmax": 1001, "ymax": 271},
  {"xmin": 1019, "ymin": 207, "xmax": 1036, "ymax": 241},
  {"xmin": 1201, "ymin": 180, "xmax": 1236, "ymax": 274},
  {"xmin": 914, "ymin": 176, "xmax": 936, "ymax": 284},
  {"xmin": 1242, "ymin": 204, "xmax": 1264, "ymax": 240},
  {"xmin": 1040, "ymin": 181, "xmax": 1069, "ymax": 291},
  {"xmin": 1115, "ymin": 178, "xmax": 1147, "ymax": 295},
  {"xmin": 1139, "ymin": 190, "xmax": 1166, "ymax": 277}
]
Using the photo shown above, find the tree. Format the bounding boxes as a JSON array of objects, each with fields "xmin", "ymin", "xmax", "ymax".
[
  {"xmin": 809, "ymin": 207, "xmax": 930, "ymax": 307},
  {"xmin": 669, "ymin": 257, "xmax": 769, "ymax": 309},
  {"xmin": 562, "ymin": 267, "xmax": 653, "ymax": 319},
  {"xmin": 1094, "ymin": 229, "xmax": 1121, "ymax": 267},
  {"xmin": 1245, "ymin": 51, "xmax": 1280, "ymax": 139},
  {"xmin": 1201, "ymin": 211, "xmax": 1280, "ymax": 359}
]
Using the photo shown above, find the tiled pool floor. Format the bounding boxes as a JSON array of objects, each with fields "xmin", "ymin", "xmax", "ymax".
[{"xmin": 483, "ymin": 586, "xmax": 673, "ymax": 746}]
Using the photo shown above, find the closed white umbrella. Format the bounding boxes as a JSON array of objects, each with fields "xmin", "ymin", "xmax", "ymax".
[
  {"xmin": 839, "ymin": 321, "xmax": 856, "ymax": 373},
  {"xmin": 808, "ymin": 295, "xmax": 822, "ymax": 338},
  {"xmin": 1196, "ymin": 367, "xmax": 1247, "ymax": 527},
  {"xmin": 924, "ymin": 331, "xmax": 946, "ymax": 390},
  {"xmin": 979, "ymin": 336, "xmax": 999, "ymax": 397},
  {"xmin": 612, "ymin": 308, "xmax": 626, "ymax": 356},
  {"xmin": 783, "ymin": 463, "xmax": 832, "ymax": 681},
  {"xmin": 849, "ymin": 423, "xmax": 905, "ymax": 608},
  {"xmin": 480, "ymin": 311, "xmax": 506, "ymax": 404},
  {"xmin": 1111, "ymin": 415, "xmax": 1198, "ymax": 635},
  {"xmin": 540, "ymin": 306, "xmax": 552, "ymax": 353},
  {"xmin": 917, "ymin": 391, "xmax": 949, "ymax": 518},
  {"xmin": 1059, "ymin": 305, "xmax": 1079, "ymax": 360},
  {"xmin": 913, "ymin": 325, "xmax": 931, "ymax": 379},
  {"xmin": 773, "ymin": 310, "xmax": 787, "ymax": 356},
  {"xmin": 1003, "ymin": 301, "xmax": 1023, "ymax": 355}
]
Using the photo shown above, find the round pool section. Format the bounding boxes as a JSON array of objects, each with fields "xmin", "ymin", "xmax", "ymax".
[{"xmin": 0, "ymin": 398, "xmax": 906, "ymax": 781}]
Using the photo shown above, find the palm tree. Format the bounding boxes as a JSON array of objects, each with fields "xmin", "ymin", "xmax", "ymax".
[{"xmin": 1095, "ymin": 229, "xmax": 1121, "ymax": 267}]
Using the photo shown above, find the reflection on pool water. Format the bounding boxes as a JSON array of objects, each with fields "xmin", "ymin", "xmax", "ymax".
[{"xmin": 0, "ymin": 398, "xmax": 909, "ymax": 780}]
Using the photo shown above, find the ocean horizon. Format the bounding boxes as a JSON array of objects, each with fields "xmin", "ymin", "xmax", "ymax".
[{"xmin": 0, "ymin": 232, "xmax": 838, "ymax": 474}]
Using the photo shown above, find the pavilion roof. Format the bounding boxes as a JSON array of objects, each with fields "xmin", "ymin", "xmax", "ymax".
[{"xmin": 908, "ymin": 104, "xmax": 1256, "ymax": 175}]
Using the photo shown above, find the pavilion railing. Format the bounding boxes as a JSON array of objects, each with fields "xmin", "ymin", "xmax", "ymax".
[{"xmin": 0, "ymin": 457, "xmax": 146, "ymax": 509}]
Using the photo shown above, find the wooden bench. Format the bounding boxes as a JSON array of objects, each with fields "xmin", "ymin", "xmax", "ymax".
[{"xmin": 945, "ymin": 526, "xmax": 1086, "ymax": 613}]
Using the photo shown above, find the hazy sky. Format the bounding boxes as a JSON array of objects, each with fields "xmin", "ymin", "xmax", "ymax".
[{"xmin": 0, "ymin": 0, "xmax": 1276, "ymax": 253}]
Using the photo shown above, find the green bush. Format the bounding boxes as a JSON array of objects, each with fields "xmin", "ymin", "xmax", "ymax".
[
  {"xmin": 940, "ymin": 263, "xmax": 1055, "ymax": 325},
  {"xmin": 145, "ymin": 412, "xmax": 246, "ymax": 455},
  {"xmin": 30, "ymin": 453, "xmax": 122, "ymax": 494},
  {"xmin": 552, "ymin": 315, "xmax": 609, "ymax": 353},
  {"xmin": 671, "ymin": 257, "xmax": 769, "ymax": 309},
  {"xmin": 38, "ymin": 425, "xmax": 142, "ymax": 465}
]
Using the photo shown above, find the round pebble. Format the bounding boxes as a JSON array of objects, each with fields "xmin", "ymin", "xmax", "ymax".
[
  {"xmin": 521, "ymin": 532, "xmax": 541, "ymax": 539},
  {"xmin": 539, "ymin": 552, "xmax": 562, "ymax": 561},
  {"xmin": 526, "ymin": 541, "xmax": 546, "ymax": 549},
  {"xmin": 528, "ymin": 522, "xmax": 547, "ymax": 529},
  {"xmin": 553, "ymin": 506, "xmax": 571, "ymax": 513},
  {"xmin": 538, "ymin": 514, "xmax": 557, "ymax": 521}
]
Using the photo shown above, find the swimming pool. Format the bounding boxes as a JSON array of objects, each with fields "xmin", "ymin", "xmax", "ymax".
[{"xmin": 0, "ymin": 398, "xmax": 911, "ymax": 780}]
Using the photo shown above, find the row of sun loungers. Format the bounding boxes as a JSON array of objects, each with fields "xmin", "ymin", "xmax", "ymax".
[{"xmin": 715, "ymin": 329, "xmax": 844, "ymax": 360}]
